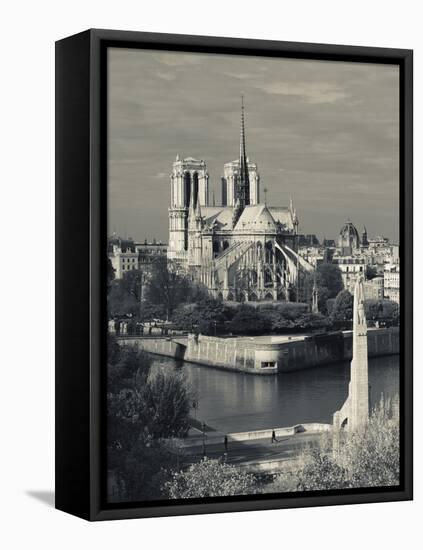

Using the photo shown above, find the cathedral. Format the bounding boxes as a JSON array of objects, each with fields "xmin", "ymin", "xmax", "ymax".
[{"xmin": 167, "ymin": 99, "xmax": 312, "ymax": 302}]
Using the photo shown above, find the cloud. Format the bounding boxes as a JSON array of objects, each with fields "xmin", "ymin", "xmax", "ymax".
[
  {"xmin": 153, "ymin": 52, "xmax": 203, "ymax": 66},
  {"xmin": 255, "ymin": 81, "xmax": 349, "ymax": 104}
]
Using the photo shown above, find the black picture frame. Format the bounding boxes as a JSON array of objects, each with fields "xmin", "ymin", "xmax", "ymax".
[{"xmin": 55, "ymin": 28, "xmax": 413, "ymax": 521}]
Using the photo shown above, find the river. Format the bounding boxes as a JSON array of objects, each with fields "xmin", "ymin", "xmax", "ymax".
[{"xmin": 150, "ymin": 354, "xmax": 399, "ymax": 433}]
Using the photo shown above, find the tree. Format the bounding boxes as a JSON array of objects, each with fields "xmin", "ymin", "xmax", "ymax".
[
  {"xmin": 142, "ymin": 370, "xmax": 193, "ymax": 439},
  {"xmin": 228, "ymin": 305, "xmax": 270, "ymax": 335},
  {"xmin": 317, "ymin": 263, "xmax": 344, "ymax": 297},
  {"xmin": 366, "ymin": 265, "xmax": 378, "ymax": 280},
  {"xmin": 145, "ymin": 257, "xmax": 192, "ymax": 319},
  {"xmin": 295, "ymin": 450, "xmax": 349, "ymax": 491},
  {"xmin": 294, "ymin": 312, "xmax": 333, "ymax": 331},
  {"xmin": 339, "ymin": 395, "xmax": 400, "ymax": 487},
  {"xmin": 331, "ymin": 290, "xmax": 353, "ymax": 325},
  {"xmin": 107, "ymin": 343, "xmax": 152, "ymax": 393},
  {"xmin": 302, "ymin": 263, "xmax": 343, "ymax": 315},
  {"xmin": 107, "ymin": 339, "xmax": 194, "ymax": 501},
  {"xmin": 265, "ymin": 395, "xmax": 400, "ymax": 493},
  {"xmin": 108, "ymin": 269, "xmax": 143, "ymax": 318},
  {"xmin": 164, "ymin": 458, "xmax": 257, "ymax": 499},
  {"xmin": 365, "ymin": 299, "xmax": 399, "ymax": 326},
  {"xmin": 172, "ymin": 298, "xmax": 235, "ymax": 334}
]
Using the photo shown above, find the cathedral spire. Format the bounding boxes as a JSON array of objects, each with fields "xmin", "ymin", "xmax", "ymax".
[{"xmin": 237, "ymin": 95, "xmax": 250, "ymax": 207}]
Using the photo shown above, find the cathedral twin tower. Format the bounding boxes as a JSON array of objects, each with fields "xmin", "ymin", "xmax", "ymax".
[{"xmin": 168, "ymin": 98, "xmax": 260, "ymax": 262}]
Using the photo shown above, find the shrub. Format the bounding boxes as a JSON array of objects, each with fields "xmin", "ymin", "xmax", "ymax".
[{"xmin": 164, "ymin": 457, "xmax": 257, "ymax": 499}]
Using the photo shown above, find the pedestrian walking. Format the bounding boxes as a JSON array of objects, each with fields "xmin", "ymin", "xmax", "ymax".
[
  {"xmin": 224, "ymin": 435, "xmax": 228, "ymax": 452},
  {"xmin": 271, "ymin": 429, "xmax": 277, "ymax": 443}
]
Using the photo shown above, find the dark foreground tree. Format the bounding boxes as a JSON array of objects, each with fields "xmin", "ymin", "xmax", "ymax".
[
  {"xmin": 107, "ymin": 341, "xmax": 194, "ymax": 502},
  {"xmin": 164, "ymin": 458, "xmax": 257, "ymax": 499}
]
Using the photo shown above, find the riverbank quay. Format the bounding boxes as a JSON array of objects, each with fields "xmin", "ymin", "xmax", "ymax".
[
  {"xmin": 117, "ymin": 326, "xmax": 399, "ymax": 375},
  {"xmin": 176, "ymin": 427, "xmax": 328, "ymax": 474}
]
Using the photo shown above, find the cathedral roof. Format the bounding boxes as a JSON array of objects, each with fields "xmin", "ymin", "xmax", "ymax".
[
  {"xmin": 234, "ymin": 204, "xmax": 277, "ymax": 231},
  {"xmin": 202, "ymin": 206, "xmax": 235, "ymax": 230},
  {"xmin": 199, "ymin": 204, "xmax": 295, "ymax": 233},
  {"xmin": 268, "ymin": 207, "xmax": 293, "ymax": 228}
]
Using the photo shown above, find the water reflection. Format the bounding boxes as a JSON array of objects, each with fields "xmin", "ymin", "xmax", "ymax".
[{"xmin": 150, "ymin": 355, "xmax": 399, "ymax": 434}]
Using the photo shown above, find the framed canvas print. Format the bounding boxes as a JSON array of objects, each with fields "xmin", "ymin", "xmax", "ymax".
[{"xmin": 55, "ymin": 29, "xmax": 413, "ymax": 521}]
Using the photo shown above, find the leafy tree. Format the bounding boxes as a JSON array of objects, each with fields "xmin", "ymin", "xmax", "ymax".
[
  {"xmin": 145, "ymin": 257, "xmax": 192, "ymax": 319},
  {"xmin": 295, "ymin": 450, "xmax": 349, "ymax": 491},
  {"xmin": 264, "ymin": 395, "xmax": 399, "ymax": 494},
  {"xmin": 365, "ymin": 299, "xmax": 399, "ymax": 326},
  {"xmin": 172, "ymin": 298, "xmax": 235, "ymax": 334},
  {"xmin": 331, "ymin": 290, "xmax": 353, "ymax": 324},
  {"xmin": 142, "ymin": 370, "xmax": 192, "ymax": 439},
  {"xmin": 228, "ymin": 305, "xmax": 270, "ymax": 335},
  {"xmin": 339, "ymin": 395, "xmax": 400, "ymax": 488},
  {"xmin": 107, "ymin": 339, "xmax": 194, "ymax": 502},
  {"xmin": 108, "ymin": 344, "xmax": 152, "ymax": 393},
  {"xmin": 108, "ymin": 269, "xmax": 143, "ymax": 318},
  {"xmin": 303, "ymin": 263, "xmax": 343, "ymax": 315},
  {"xmin": 366, "ymin": 265, "xmax": 378, "ymax": 280},
  {"xmin": 165, "ymin": 458, "xmax": 257, "ymax": 499},
  {"xmin": 294, "ymin": 312, "xmax": 333, "ymax": 331},
  {"xmin": 109, "ymin": 434, "xmax": 177, "ymax": 502}
]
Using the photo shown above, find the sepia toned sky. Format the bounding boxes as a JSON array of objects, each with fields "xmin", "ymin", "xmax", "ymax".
[{"xmin": 108, "ymin": 47, "xmax": 399, "ymax": 243}]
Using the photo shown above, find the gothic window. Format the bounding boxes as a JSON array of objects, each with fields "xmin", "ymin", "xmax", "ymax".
[
  {"xmin": 223, "ymin": 240, "xmax": 229, "ymax": 250},
  {"xmin": 265, "ymin": 240, "xmax": 273, "ymax": 263},
  {"xmin": 184, "ymin": 172, "xmax": 191, "ymax": 208},
  {"xmin": 192, "ymin": 172, "xmax": 199, "ymax": 207}
]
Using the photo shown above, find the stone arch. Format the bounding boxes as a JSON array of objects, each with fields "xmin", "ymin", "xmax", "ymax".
[
  {"xmin": 249, "ymin": 292, "xmax": 258, "ymax": 302},
  {"xmin": 227, "ymin": 292, "xmax": 234, "ymax": 301},
  {"xmin": 264, "ymin": 292, "xmax": 274, "ymax": 301}
]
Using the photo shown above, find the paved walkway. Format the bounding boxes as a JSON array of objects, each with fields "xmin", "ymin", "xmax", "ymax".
[{"xmin": 181, "ymin": 431, "xmax": 323, "ymax": 469}]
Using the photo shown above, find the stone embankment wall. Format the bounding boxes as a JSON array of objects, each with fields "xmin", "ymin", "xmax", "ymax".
[
  {"xmin": 118, "ymin": 336, "xmax": 187, "ymax": 360},
  {"xmin": 118, "ymin": 327, "xmax": 399, "ymax": 375},
  {"xmin": 184, "ymin": 328, "xmax": 399, "ymax": 374}
]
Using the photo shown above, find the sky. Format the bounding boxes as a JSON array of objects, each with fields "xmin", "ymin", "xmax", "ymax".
[{"xmin": 108, "ymin": 47, "xmax": 399, "ymax": 243}]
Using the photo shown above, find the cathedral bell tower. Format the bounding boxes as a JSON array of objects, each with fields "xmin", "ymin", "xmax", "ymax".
[{"xmin": 168, "ymin": 155, "xmax": 209, "ymax": 264}]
